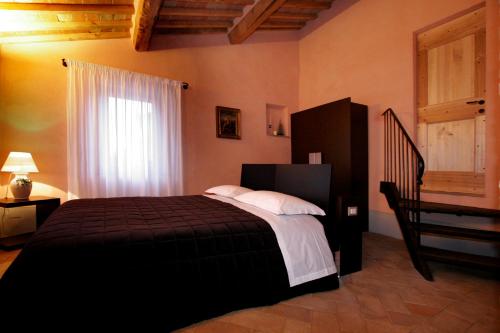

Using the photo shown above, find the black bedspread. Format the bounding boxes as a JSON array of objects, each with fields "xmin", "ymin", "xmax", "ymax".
[
  {"xmin": 0, "ymin": 196, "xmax": 293, "ymax": 331},
  {"xmin": 0, "ymin": 195, "xmax": 338, "ymax": 332}
]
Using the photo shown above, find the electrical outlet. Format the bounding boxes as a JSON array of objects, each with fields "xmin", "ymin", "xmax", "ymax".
[{"xmin": 347, "ymin": 206, "xmax": 358, "ymax": 217}]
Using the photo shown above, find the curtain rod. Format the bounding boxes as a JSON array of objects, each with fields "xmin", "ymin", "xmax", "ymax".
[{"xmin": 61, "ymin": 59, "xmax": 189, "ymax": 90}]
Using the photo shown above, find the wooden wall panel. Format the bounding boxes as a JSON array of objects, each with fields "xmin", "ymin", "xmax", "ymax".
[
  {"xmin": 427, "ymin": 35, "xmax": 475, "ymax": 105},
  {"xmin": 422, "ymin": 171, "xmax": 485, "ymax": 195},
  {"xmin": 417, "ymin": 5, "xmax": 486, "ymax": 195},
  {"xmin": 417, "ymin": 6, "xmax": 485, "ymax": 51},
  {"xmin": 427, "ymin": 119, "xmax": 475, "ymax": 172},
  {"xmin": 417, "ymin": 50, "xmax": 428, "ymax": 108},
  {"xmin": 417, "ymin": 123, "xmax": 428, "ymax": 162},
  {"xmin": 474, "ymin": 29, "xmax": 486, "ymax": 97},
  {"xmin": 417, "ymin": 97, "xmax": 483, "ymax": 123},
  {"xmin": 475, "ymin": 114, "xmax": 486, "ymax": 173}
]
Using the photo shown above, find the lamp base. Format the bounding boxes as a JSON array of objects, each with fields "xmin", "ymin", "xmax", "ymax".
[{"xmin": 9, "ymin": 174, "xmax": 33, "ymax": 200}]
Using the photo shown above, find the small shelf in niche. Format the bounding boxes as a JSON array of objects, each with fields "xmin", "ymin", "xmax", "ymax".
[{"xmin": 266, "ymin": 103, "xmax": 290, "ymax": 137}]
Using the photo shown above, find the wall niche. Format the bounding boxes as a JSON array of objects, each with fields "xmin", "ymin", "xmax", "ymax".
[{"xmin": 266, "ymin": 103, "xmax": 290, "ymax": 137}]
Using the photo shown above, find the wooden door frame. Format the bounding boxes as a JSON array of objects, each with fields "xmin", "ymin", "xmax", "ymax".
[{"xmin": 413, "ymin": 2, "xmax": 486, "ymax": 196}]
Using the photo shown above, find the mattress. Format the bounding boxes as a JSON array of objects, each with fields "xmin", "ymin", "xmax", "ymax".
[{"xmin": 0, "ymin": 195, "xmax": 338, "ymax": 331}]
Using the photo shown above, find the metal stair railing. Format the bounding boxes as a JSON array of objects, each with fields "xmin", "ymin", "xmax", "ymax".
[
  {"xmin": 380, "ymin": 108, "xmax": 432, "ymax": 280},
  {"xmin": 383, "ymin": 108, "xmax": 424, "ymax": 237}
]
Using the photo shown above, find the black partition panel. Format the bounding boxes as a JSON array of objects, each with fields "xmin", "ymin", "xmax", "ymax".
[
  {"xmin": 291, "ymin": 97, "xmax": 368, "ymax": 231},
  {"xmin": 240, "ymin": 164, "xmax": 277, "ymax": 191},
  {"xmin": 240, "ymin": 164, "xmax": 332, "ymax": 213},
  {"xmin": 274, "ymin": 164, "xmax": 332, "ymax": 214},
  {"xmin": 291, "ymin": 97, "xmax": 367, "ymax": 275},
  {"xmin": 240, "ymin": 164, "xmax": 337, "ymax": 250}
]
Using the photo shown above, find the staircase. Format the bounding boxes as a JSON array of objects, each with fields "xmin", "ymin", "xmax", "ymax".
[{"xmin": 379, "ymin": 108, "xmax": 500, "ymax": 281}]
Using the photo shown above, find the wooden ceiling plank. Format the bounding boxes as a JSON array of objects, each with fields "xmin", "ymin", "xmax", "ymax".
[
  {"xmin": 0, "ymin": 31, "xmax": 130, "ymax": 43},
  {"xmin": 162, "ymin": 0, "xmax": 253, "ymax": 5},
  {"xmin": 155, "ymin": 27, "xmax": 227, "ymax": 34},
  {"xmin": 257, "ymin": 27, "xmax": 300, "ymax": 30},
  {"xmin": 133, "ymin": 0, "xmax": 163, "ymax": 51},
  {"xmin": 0, "ymin": 26, "xmax": 130, "ymax": 36},
  {"xmin": 0, "ymin": 0, "xmax": 133, "ymax": 4},
  {"xmin": 260, "ymin": 21, "xmax": 303, "ymax": 28},
  {"xmin": 281, "ymin": 0, "xmax": 331, "ymax": 9},
  {"xmin": 159, "ymin": 7, "xmax": 242, "ymax": 17},
  {"xmin": 228, "ymin": 0, "xmax": 286, "ymax": 44},
  {"xmin": 0, "ymin": 19, "xmax": 131, "ymax": 32},
  {"xmin": 53, "ymin": 13, "xmax": 132, "ymax": 21},
  {"xmin": 0, "ymin": 12, "xmax": 127, "ymax": 23},
  {"xmin": 162, "ymin": 15, "xmax": 237, "ymax": 20},
  {"xmin": 270, "ymin": 11, "xmax": 316, "ymax": 20},
  {"xmin": 156, "ymin": 20, "xmax": 233, "ymax": 28},
  {"xmin": 0, "ymin": 3, "xmax": 134, "ymax": 13}
]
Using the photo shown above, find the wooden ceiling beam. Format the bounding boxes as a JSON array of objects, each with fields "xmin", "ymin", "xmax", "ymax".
[
  {"xmin": 0, "ymin": 20, "xmax": 131, "ymax": 32},
  {"xmin": 133, "ymin": 0, "xmax": 162, "ymax": 51},
  {"xmin": 270, "ymin": 12, "xmax": 316, "ymax": 20},
  {"xmin": 281, "ymin": 0, "xmax": 331, "ymax": 9},
  {"xmin": 0, "ymin": 3, "xmax": 134, "ymax": 13},
  {"xmin": 156, "ymin": 20, "xmax": 233, "ymax": 28},
  {"xmin": 0, "ymin": 31, "xmax": 129, "ymax": 43},
  {"xmin": 159, "ymin": 7, "xmax": 242, "ymax": 17},
  {"xmin": 228, "ymin": 0, "xmax": 286, "ymax": 44}
]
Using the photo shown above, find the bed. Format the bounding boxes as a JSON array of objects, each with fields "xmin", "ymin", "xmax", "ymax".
[{"xmin": 0, "ymin": 164, "xmax": 339, "ymax": 331}]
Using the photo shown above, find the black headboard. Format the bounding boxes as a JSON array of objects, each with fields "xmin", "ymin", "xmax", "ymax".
[{"xmin": 240, "ymin": 164, "xmax": 338, "ymax": 249}]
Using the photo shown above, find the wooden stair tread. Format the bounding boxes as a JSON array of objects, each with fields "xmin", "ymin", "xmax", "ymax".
[
  {"xmin": 401, "ymin": 200, "xmax": 500, "ymax": 218},
  {"xmin": 419, "ymin": 223, "xmax": 500, "ymax": 241},
  {"xmin": 419, "ymin": 246, "xmax": 500, "ymax": 270}
]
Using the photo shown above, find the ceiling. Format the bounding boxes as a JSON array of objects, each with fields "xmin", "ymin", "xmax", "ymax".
[
  {"xmin": 0, "ymin": 1, "xmax": 134, "ymax": 43},
  {"xmin": 0, "ymin": 0, "xmax": 335, "ymax": 49}
]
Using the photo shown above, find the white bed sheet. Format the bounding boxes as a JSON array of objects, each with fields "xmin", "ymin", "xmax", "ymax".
[{"xmin": 205, "ymin": 194, "xmax": 337, "ymax": 287}]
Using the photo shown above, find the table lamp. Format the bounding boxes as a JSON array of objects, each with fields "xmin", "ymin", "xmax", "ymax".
[{"xmin": 1, "ymin": 152, "xmax": 39, "ymax": 200}]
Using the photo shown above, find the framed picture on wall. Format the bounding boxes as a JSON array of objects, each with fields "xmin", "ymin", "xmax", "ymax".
[{"xmin": 216, "ymin": 106, "xmax": 241, "ymax": 140}]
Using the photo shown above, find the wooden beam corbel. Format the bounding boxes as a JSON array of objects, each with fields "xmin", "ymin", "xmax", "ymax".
[
  {"xmin": 133, "ymin": 0, "xmax": 163, "ymax": 51},
  {"xmin": 228, "ymin": 0, "xmax": 286, "ymax": 44}
]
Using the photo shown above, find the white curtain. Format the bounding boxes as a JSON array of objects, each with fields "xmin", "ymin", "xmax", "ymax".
[{"xmin": 67, "ymin": 60, "xmax": 183, "ymax": 199}]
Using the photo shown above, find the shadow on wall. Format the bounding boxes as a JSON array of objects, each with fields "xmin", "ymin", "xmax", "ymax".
[{"xmin": 299, "ymin": 0, "xmax": 360, "ymax": 38}]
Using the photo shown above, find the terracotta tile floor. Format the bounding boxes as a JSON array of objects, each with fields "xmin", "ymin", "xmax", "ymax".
[
  {"xmin": 176, "ymin": 233, "xmax": 499, "ymax": 333},
  {"xmin": 1, "ymin": 233, "xmax": 498, "ymax": 332}
]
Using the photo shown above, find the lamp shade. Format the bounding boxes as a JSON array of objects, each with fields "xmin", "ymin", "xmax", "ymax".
[{"xmin": 1, "ymin": 152, "xmax": 39, "ymax": 174}]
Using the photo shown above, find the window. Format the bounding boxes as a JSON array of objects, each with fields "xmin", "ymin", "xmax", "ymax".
[
  {"xmin": 67, "ymin": 60, "xmax": 183, "ymax": 199},
  {"xmin": 103, "ymin": 97, "xmax": 154, "ymax": 183}
]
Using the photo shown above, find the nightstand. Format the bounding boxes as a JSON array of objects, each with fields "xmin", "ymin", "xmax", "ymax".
[{"xmin": 0, "ymin": 196, "xmax": 60, "ymax": 249}]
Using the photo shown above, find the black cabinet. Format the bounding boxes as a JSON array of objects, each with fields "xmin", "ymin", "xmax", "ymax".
[
  {"xmin": 291, "ymin": 97, "xmax": 368, "ymax": 274},
  {"xmin": 0, "ymin": 196, "xmax": 60, "ymax": 249}
]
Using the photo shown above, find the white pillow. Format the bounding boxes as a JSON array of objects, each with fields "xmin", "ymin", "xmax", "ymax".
[
  {"xmin": 205, "ymin": 185, "xmax": 253, "ymax": 198},
  {"xmin": 234, "ymin": 190, "xmax": 326, "ymax": 216}
]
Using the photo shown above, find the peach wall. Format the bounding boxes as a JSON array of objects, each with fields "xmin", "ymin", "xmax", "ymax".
[
  {"xmin": 298, "ymin": 0, "xmax": 499, "ymax": 214},
  {"xmin": 0, "ymin": 37, "xmax": 298, "ymax": 199},
  {"xmin": 0, "ymin": 0, "xmax": 497, "ymax": 217}
]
